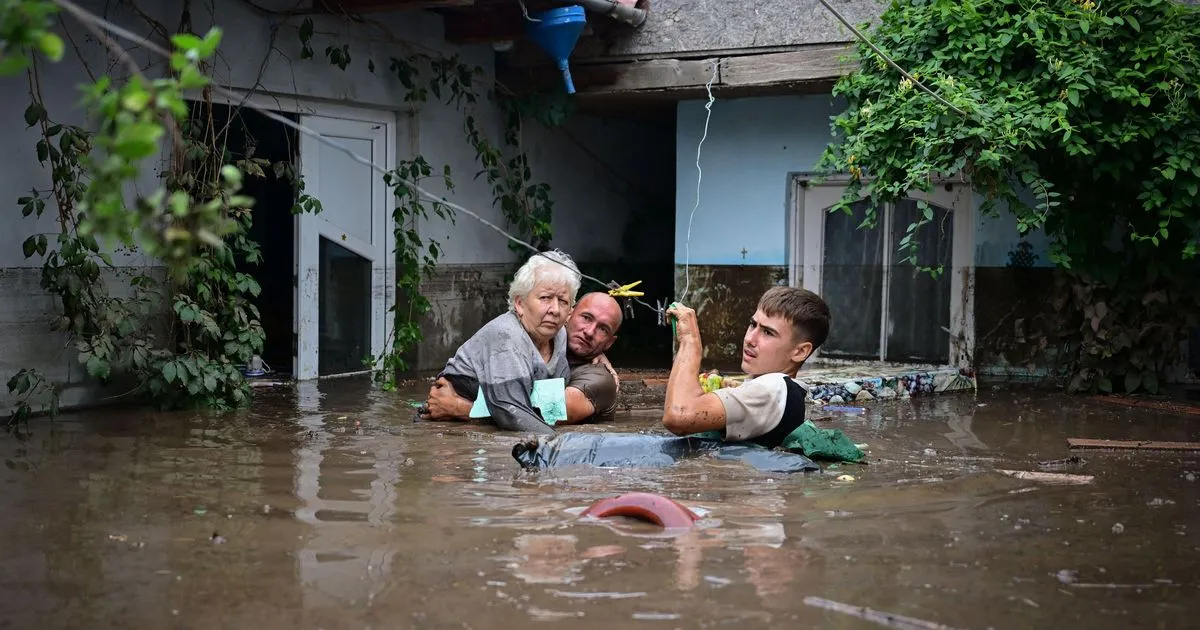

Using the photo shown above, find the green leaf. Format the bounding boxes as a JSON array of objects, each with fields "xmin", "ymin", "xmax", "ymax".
[
  {"xmin": 171, "ymin": 33, "xmax": 204, "ymax": 51},
  {"xmin": 1123, "ymin": 370, "xmax": 1142, "ymax": 393},
  {"xmin": 24, "ymin": 103, "xmax": 46, "ymax": 127},
  {"xmin": 121, "ymin": 90, "xmax": 151, "ymax": 112},
  {"xmin": 1142, "ymin": 371, "xmax": 1159, "ymax": 394},
  {"xmin": 85, "ymin": 354, "xmax": 109, "ymax": 380},
  {"xmin": 0, "ymin": 53, "xmax": 30, "ymax": 76},
  {"xmin": 162, "ymin": 361, "xmax": 178, "ymax": 383},
  {"xmin": 178, "ymin": 64, "xmax": 209, "ymax": 90},
  {"xmin": 1079, "ymin": 19, "xmax": 1090, "ymax": 35},
  {"xmin": 38, "ymin": 33, "xmax": 65, "ymax": 62},
  {"xmin": 113, "ymin": 122, "xmax": 165, "ymax": 160}
]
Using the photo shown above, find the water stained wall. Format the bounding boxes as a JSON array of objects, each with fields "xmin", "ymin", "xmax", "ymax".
[{"xmin": 674, "ymin": 264, "xmax": 789, "ymax": 370}]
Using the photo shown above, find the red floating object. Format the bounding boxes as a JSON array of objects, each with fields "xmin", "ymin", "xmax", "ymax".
[{"xmin": 580, "ymin": 492, "xmax": 700, "ymax": 529}]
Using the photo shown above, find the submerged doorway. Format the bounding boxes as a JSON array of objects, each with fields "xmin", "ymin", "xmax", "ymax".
[
  {"xmin": 195, "ymin": 96, "xmax": 396, "ymax": 381},
  {"xmin": 192, "ymin": 101, "xmax": 298, "ymax": 377}
]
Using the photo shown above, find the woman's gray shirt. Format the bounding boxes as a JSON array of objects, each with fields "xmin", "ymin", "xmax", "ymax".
[{"xmin": 439, "ymin": 311, "xmax": 569, "ymax": 434}]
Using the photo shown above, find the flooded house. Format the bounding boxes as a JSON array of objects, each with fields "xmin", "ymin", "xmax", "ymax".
[
  {"xmin": 0, "ymin": 3, "xmax": 1198, "ymax": 628},
  {"xmin": 0, "ymin": 0, "xmax": 675, "ymax": 413},
  {"xmin": 1, "ymin": 0, "xmax": 1195, "ymax": 417}
]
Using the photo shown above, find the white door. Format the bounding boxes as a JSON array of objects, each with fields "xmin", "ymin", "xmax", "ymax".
[{"xmin": 295, "ymin": 115, "xmax": 391, "ymax": 380}]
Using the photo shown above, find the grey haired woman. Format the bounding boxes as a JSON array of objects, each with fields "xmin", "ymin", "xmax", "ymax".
[{"xmin": 432, "ymin": 249, "xmax": 582, "ymax": 434}]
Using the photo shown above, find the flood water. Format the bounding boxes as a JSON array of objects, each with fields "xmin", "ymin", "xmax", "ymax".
[{"xmin": 1, "ymin": 380, "xmax": 1197, "ymax": 629}]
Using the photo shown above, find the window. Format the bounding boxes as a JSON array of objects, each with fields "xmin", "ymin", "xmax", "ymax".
[{"xmin": 790, "ymin": 178, "xmax": 974, "ymax": 366}]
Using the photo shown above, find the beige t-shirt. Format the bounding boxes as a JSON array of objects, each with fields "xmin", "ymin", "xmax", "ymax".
[{"xmin": 711, "ymin": 373, "xmax": 791, "ymax": 442}]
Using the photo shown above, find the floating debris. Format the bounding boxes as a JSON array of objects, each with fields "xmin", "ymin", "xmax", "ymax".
[
  {"xmin": 548, "ymin": 590, "xmax": 646, "ymax": 600},
  {"xmin": 997, "ymin": 470, "xmax": 1094, "ymax": 485},
  {"xmin": 803, "ymin": 596, "xmax": 963, "ymax": 629},
  {"xmin": 1037, "ymin": 455, "xmax": 1086, "ymax": 470}
]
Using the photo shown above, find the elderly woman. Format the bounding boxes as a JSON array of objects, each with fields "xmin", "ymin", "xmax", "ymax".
[{"xmin": 429, "ymin": 250, "xmax": 581, "ymax": 434}]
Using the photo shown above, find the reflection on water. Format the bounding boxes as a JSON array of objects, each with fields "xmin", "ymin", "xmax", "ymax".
[{"xmin": 1, "ymin": 379, "xmax": 1198, "ymax": 628}]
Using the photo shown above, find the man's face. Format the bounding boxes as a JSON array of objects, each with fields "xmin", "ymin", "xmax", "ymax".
[
  {"xmin": 741, "ymin": 309, "xmax": 813, "ymax": 376},
  {"xmin": 567, "ymin": 295, "xmax": 621, "ymax": 359}
]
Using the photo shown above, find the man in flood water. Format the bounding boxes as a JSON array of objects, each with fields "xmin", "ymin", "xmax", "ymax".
[
  {"xmin": 420, "ymin": 291, "xmax": 625, "ymax": 425},
  {"xmin": 661, "ymin": 287, "xmax": 831, "ymax": 446}
]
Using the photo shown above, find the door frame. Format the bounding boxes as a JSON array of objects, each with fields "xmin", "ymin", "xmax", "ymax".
[
  {"xmin": 787, "ymin": 173, "xmax": 976, "ymax": 367},
  {"xmin": 200, "ymin": 90, "xmax": 399, "ymax": 380}
]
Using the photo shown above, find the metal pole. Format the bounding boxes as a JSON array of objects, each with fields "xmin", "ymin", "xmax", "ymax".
[{"xmin": 554, "ymin": 0, "xmax": 648, "ymax": 27}]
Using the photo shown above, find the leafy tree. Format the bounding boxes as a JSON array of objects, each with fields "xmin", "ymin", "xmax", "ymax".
[{"xmin": 820, "ymin": 0, "xmax": 1200, "ymax": 394}]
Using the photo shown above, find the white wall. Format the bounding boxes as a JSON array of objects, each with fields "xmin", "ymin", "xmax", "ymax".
[{"xmin": 0, "ymin": 0, "xmax": 666, "ymax": 410}]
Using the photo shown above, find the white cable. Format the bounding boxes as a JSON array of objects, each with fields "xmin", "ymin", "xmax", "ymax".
[{"xmin": 680, "ymin": 59, "xmax": 718, "ymax": 305}]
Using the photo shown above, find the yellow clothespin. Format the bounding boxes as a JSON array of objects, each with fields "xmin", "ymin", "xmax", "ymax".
[{"xmin": 607, "ymin": 280, "xmax": 645, "ymax": 297}]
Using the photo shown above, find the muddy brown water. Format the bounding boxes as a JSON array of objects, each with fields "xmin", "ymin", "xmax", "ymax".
[{"xmin": 1, "ymin": 380, "xmax": 1197, "ymax": 629}]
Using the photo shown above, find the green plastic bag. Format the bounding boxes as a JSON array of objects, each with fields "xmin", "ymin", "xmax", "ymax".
[
  {"xmin": 688, "ymin": 421, "xmax": 864, "ymax": 463},
  {"xmin": 780, "ymin": 420, "xmax": 864, "ymax": 463}
]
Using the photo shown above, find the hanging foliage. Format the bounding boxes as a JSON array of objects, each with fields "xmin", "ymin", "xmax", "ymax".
[{"xmin": 819, "ymin": 0, "xmax": 1200, "ymax": 393}]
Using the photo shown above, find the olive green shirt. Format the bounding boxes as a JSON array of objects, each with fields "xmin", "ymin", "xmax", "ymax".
[{"xmin": 568, "ymin": 358, "xmax": 618, "ymax": 422}]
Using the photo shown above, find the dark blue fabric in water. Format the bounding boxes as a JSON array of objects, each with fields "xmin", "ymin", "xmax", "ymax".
[{"xmin": 511, "ymin": 432, "xmax": 820, "ymax": 474}]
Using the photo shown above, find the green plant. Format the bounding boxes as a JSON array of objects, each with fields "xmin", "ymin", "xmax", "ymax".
[
  {"xmin": 368, "ymin": 156, "xmax": 456, "ymax": 390},
  {"xmin": 0, "ymin": 1, "xmax": 323, "ymax": 425},
  {"xmin": 819, "ymin": 0, "xmax": 1200, "ymax": 393}
]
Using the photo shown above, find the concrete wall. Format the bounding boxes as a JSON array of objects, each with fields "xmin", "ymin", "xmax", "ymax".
[
  {"xmin": 571, "ymin": 0, "xmax": 1199, "ymax": 60},
  {"xmin": 673, "ymin": 92, "xmax": 1056, "ymax": 369},
  {"xmin": 0, "ymin": 0, "xmax": 672, "ymax": 411},
  {"xmin": 569, "ymin": 0, "xmax": 885, "ymax": 59}
]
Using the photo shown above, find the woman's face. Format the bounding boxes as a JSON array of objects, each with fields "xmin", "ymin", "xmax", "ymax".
[{"xmin": 514, "ymin": 281, "xmax": 573, "ymax": 344}]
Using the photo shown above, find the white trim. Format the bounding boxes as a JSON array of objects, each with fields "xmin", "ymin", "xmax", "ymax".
[
  {"xmin": 193, "ymin": 87, "xmax": 402, "ymax": 123},
  {"xmin": 294, "ymin": 110, "xmax": 397, "ymax": 380},
  {"xmin": 790, "ymin": 175, "xmax": 976, "ymax": 368},
  {"xmin": 879, "ymin": 203, "xmax": 893, "ymax": 361},
  {"xmin": 948, "ymin": 185, "xmax": 976, "ymax": 368}
]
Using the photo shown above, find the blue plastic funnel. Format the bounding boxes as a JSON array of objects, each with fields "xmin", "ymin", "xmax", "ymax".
[{"xmin": 526, "ymin": 5, "xmax": 587, "ymax": 94}]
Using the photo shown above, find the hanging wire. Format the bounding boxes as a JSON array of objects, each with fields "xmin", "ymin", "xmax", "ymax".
[
  {"xmin": 517, "ymin": 0, "xmax": 542, "ymax": 22},
  {"xmin": 679, "ymin": 58, "xmax": 719, "ymax": 305},
  {"xmin": 50, "ymin": 0, "xmax": 667, "ymax": 318}
]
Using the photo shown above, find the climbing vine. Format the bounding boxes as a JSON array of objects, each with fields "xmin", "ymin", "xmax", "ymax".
[
  {"xmin": 819, "ymin": 0, "xmax": 1200, "ymax": 394},
  {"xmin": 1, "ymin": 0, "xmax": 282, "ymax": 426}
]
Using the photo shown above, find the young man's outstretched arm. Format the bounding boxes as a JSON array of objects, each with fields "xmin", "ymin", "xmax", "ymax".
[{"xmin": 661, "ymin": 303, "xmax": 727, "ymax": 435}]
